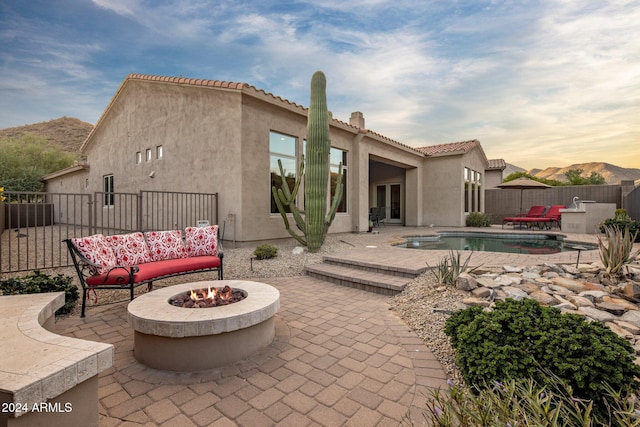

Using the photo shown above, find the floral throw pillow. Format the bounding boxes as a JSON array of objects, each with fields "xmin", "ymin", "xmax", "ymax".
[
  {"xmin": 106, "ymin": 232, "xmax": 152, "ymax": 266},
  {"xmin": 70, "ymin": 234, "xmax": 117, "ymax": 274},
  {"xmin": 185, "ymin": 225, "xmax": 219, "ymax": 257},
  {"xmin": 144, "ymin": 230, "xmax": 187, "ymax": 261}
]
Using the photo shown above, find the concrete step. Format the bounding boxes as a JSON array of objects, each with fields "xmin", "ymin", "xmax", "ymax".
[
  {"xmin": 322, "ymin": 255, "xmax": 426, "ymax": 278},
  {"xmin": 304, "ymin": 263, "xmax": 412, "ymax": 295}
]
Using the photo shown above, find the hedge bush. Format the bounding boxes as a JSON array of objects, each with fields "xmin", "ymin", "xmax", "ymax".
[
  {"xmin": 254, "ymin": 244, "xmax": 278, "ymax": 260},
  {"xmin": 0, "ymin": 270, "xmax": 79, "ymax": 315},
  {"xmin": 444, "ymin": 298, "xmax": 640, "ymax": 416},
  {"xmin": 599, "ymin": 218, "xmax": 640, "ymax": 242},
  {"xmin": 466, "ymin": 212, "xmax": 491, "ymax": 227}
]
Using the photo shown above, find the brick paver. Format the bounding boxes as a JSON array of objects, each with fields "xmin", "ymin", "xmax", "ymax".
[{"xmin": 50, "ymin": 226, "xmax": 602, "ymax": 425}]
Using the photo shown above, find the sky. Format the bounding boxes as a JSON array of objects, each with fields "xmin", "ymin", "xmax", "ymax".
[{"xmin": 1, "ymin": 0, "xmax": 639, "ymax": 170}]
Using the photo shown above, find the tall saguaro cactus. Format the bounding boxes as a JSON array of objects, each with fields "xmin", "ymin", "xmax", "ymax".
[{"xmin": 272, "ymin": 71, "xmax": 343, "ymax": 252}]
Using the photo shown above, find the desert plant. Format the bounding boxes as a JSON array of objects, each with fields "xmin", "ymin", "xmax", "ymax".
[
  {"xmin": 423, "ymin": 376, "xmax": 640, "ymax": 427},
  {"xmin": 0, "ymin": 270, "xmax": 79, "ymax": 315},
  {"xmin": 466, "ymin": 212, "xmax": 491, "ymax": 227},
  {"xmin": 427, "ymin": 250, "xmax": 473, "ymax": 285},
  {"xmin": 444, "ymin": 298, "xmax": 640, "ymax": 418},
  {"xmin": 597, "ymin": 224, "xmax": 640, "ymax": 275},
  {"xmin": 253, "ymin": 244, "xmax": 278, "ymax": 260},
  {"xmin": 272, "ymin": 71, "xmax": 343, "ymax": 252}
]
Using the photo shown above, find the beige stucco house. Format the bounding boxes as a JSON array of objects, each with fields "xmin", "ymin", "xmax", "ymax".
[{"xmin": 45, "ymin": 73, "xmax": 495, "ymax": 244}]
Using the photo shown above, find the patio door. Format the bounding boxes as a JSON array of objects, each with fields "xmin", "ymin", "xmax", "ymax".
[{"xmin": 375, "ymin": 184, "xmax": 402, "ymax": 224}]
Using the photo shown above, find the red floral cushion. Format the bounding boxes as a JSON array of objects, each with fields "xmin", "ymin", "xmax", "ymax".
[
  {"xmin": 70, "ymin": 234, "xmax": 117, "ymax": 274},
  {"xmin": 185, "ymin": 225, "xmax": 219, "ymax": 257},
  {"xmin": 144, "ymin": 230, "xmax": 187, "ymax": 261},
  {"xmin": 106, "ymin": 232, "xmax": 152, "ymax": 266}
]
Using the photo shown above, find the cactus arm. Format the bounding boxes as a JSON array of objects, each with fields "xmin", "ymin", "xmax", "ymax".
[
  {"xmin": 325, "ymin": 162, "xmax": 343, "ymax": 227},
  {"xmin": 272, "ymin": 185, "xmax": 307, "ymax": 246}
]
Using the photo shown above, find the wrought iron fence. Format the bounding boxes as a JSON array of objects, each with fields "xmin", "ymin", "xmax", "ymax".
[{"xmin": 1, "ymin": 190, "xmax": 218, "ymax": 274}]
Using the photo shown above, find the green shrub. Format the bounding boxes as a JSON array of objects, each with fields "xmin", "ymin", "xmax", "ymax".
[
  {"xmin": 466, "ymin": 212, "xmax": 491, "ymax": 227},
  {"xmin": 254, "ymin": 244, "xmax": 278, "ymax": 260},
  {"xmin": 599, "ymin": 217, "xmax": 640, "ymax": 242},
  {"xmin": 444, "ymin": 298, "xmax": 640, "ymax": 417},
  {"xmin": 0, "ymin": 270, "xmax": 79, "ymax": 315},
  {"xmin": 424, "ymin": 376, "xmax": 640, "ymax": 427}
]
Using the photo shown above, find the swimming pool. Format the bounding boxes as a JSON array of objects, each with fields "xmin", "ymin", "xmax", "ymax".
[{"xmin": 397, "ymin": 232, "xmax": 597, "ymax": 255}]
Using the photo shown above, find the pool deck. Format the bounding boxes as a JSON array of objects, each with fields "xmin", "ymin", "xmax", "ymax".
[{"xmin": 49, "ymin": 225, "xmax": 619, "ymax": 426}]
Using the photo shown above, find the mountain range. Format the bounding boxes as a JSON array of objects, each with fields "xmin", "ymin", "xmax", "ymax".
[
  {"xmin": 504, "ymin": 162, "xmax": 640, "ymax": 185},
  {"xmin": 1, "ymin": 117, "xmax": 638, "ymax": 185}
]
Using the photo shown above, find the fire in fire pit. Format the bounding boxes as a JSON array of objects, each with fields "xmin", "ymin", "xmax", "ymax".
[{"xmin": 169, "ymin": 284, "xmax": 246, "ymax": 308}]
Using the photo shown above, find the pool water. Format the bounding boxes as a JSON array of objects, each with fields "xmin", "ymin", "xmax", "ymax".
[{"xmin": 398, "ymin": 232, "xmax": 596, "ymax": 255}]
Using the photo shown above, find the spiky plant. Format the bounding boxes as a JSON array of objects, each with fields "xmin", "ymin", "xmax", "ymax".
[{"xmin": 271, "ymin": 71, "xmax": 343, "ymax": 252}]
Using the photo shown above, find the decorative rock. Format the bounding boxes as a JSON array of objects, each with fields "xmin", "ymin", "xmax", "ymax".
[
  {"xmin": 577, "ymin": 264, "xmax": 600, "ymax": 273},
  {"xmin": 566, "ymin": 295, "xmax": 594, "ymax": 308},
  {"xmin": 529, "ymin": 291, "xmax": 559, "ymax": 306},
  {"xmin": 595, "ymin": 302, "xmax": 627, "ymax": 316},
  {"xmin": 476, "ymin": 276, "xmax": 500, "ymax": 289},
  {"xmin": 553, "ymin": 295, "xmax": 577, "ymax": 310},
  {"xmin": 292, "ymin": 247, "xmax": 305, "ymax": 255},
  {"xmin": 579, "ymin": 306, "xmax": 616, "ymax": 323},
  {"xmin": 503, "ymin": 265, "xmax": 522, "ymax": 273},
  {"xmin": 561, "ymin": 265, "xmax": 580, "ymax": 275},
  {"xmin": 542, "ymin": 271, "xmax": 560, "ymax": 279},
  {"xmin": 513, "ymin": 283, "xmax": 540, "ymax": 294},
  {"xmin": 501, "ymin": 286, "xmax": 529, "ymax": 301},
  {"xmin": 602, "ymin": 296, "xmax": 638, "ymax": 312},
  {"xmin": 613, "ymin": 320, "xmax": 640, "ymax": 335},
  {"xmin": 548, "ymin": 284, "xmax": 576, "ymax": 296},
  {"xmin": 471, "ymin": 287, "xmax": 492, "ymax": 299},
  {"xmin": 521, "ymin": 271, "xmax": 541, "ymax": 281},
  {"xmin": 620, "ymin": 310, "xmax": 640, "ymax": 328},
  {"xmin": 605, "ymin": 322, "xmax": 634, "ymax": 340},
  {"xmin": 495, "ymin": 275, "xmax": 521, "ymax": 286},
  {"xmin": 543, "ymin": 263, "xmax": 564, "ymax": 274},
  {"xmin": 551, "ymin": 277, "xmax": 587, "ymax": 292},
  {"xmin": 621, "ymin": 281, "xmax": 640, "ymax": 299},
  {"xmin": 462, "ymin": 297, "xmax": 491, "ymax": 307},
  {"xmin": 455, "ymin": 273, "xmax": 477, "ymax": 291},
  {"xmin": 579, "ymin": 290, "xmax": 608, "ymax": 302}
]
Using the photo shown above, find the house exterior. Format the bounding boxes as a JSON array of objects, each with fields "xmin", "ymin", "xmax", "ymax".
[{"xmin": 44, "ymin": 73, "xmax": 493, "ymax": 244}]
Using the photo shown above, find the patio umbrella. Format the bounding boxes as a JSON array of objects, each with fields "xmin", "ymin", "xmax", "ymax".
[{"xmin": 497, "ymin": 177, "xmax": 552, "ymax": 214}]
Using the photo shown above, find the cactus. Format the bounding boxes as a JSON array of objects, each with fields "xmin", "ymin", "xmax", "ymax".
[{"xmin": 271, "ymin": 71, "xmax": 343, "ymax": 252}]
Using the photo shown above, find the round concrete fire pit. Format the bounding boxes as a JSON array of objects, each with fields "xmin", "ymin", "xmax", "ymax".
[{"xmin": 127, "ymin": 280, "xmax": 280, "ymax": 371}]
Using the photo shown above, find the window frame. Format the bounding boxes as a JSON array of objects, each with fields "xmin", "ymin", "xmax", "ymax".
[{"xmin": 103, "ymin": 174, "xmax": 114, "ymax": 207}]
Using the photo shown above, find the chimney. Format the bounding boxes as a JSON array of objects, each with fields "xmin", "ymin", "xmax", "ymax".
[{"xmin": 349, "ymin": 111, "xmax": 365, "ymax": 129}]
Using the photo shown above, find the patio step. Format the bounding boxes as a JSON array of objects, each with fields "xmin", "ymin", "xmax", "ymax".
[
  {"xmin": 304, "ymin": 262, "xmax": 413, "ymax": 295},
  {"xmin": 322, "ymin": 255, "xmax": 426, "ymax": 278}
]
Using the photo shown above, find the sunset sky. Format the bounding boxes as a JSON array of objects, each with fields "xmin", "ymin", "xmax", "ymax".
[{"xmin": 1, "ymin": 0, "xmax": 638, "ymax": 170}]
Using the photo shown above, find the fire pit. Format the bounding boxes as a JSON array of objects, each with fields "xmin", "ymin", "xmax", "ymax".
[
  {"xmin": 127, "ymin": 280, "xmax": 280, "ymax": 371},
  {"xmin": 169, "ymin": 284, "xmax": 246, "ymax": 308}
]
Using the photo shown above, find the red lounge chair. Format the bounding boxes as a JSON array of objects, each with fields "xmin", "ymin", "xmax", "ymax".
[
  {"xmin": 515, "ymin": 205, "xmax": 566, "ymax": 230},
  {"xmin": 502, "ymin": 205, "xmax": 546, "ymax": 228}
]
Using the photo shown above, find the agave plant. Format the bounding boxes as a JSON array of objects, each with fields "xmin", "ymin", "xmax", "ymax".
[
  {"xmin": 597, "ymin": 224, "xmax": 640, "ymax": 275},
  {"xmin": 427, "ymin": 250, "xmax": 473, "ymax": 286}
]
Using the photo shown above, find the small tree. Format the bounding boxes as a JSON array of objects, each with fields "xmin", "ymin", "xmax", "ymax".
[{"xmin": 0, "ymin": 134, "xmax": 76, "ymax": 191}]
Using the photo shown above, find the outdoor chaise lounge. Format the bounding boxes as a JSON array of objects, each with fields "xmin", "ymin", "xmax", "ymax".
[
  {"xmin": 502, "ymin": 205, "xmax": 546, "ymax": 228},
  {"xmin": 511, "ymin": 205, "xmax": 566, "ymax": 230}
]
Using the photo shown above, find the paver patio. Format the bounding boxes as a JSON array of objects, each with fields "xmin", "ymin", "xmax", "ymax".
[{"xmin": 50, "ymin": 226, "xmax": 605, "ymax": 426}]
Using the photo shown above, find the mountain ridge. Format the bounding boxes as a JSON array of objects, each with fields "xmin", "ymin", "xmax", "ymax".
[{"xmin": 505, "ymin": 162, "xmax": 640, "ymax": 185}]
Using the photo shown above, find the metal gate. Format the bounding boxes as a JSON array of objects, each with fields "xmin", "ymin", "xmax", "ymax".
[{"xmin": 0, "ymin": 190, "xmax": 218, "ymax": 274}]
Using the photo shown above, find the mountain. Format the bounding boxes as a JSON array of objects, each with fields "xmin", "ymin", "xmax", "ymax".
[
  {"xmin": 0, "ymin": 117, "xmax": 93, "ymax": 153},
  {"xmin": 505, "ymin": 162, "xmax": 640, "ymax": 185}
]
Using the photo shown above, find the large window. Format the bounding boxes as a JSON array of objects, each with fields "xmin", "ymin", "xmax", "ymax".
[
  {"xmin": 103, "ymin": 174, "xmax": 114, "ymax": 206},
  {"xmin": 270, "ymin": 131, "xmax": 297, "ymax": 213},
  {"xmin": 330, "ymin": 147, "xmax": 347, "ymax": 213},
  {"xmin": 464, "ymin": 167, "xmax": 481, "ymax": 213}
]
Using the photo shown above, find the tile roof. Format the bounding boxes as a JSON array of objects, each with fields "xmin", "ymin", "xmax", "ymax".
[
  {"xmin": 487, "ymin": 159, "xmax": 507, "ymax": 170},
  {"xmin": 81, "ymin": 73, "xmax": 426, "ymax": 156},
  {"xmin": 414, "ymin": 140, "xmax": 481, "ymax": 156}
]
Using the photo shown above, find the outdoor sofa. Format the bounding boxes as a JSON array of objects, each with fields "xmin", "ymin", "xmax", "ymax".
[
  {"xmin": 65, "ymin": 225, "xmax": 223, "ymax": 317},
  {"xmin": 504, "ymin": 205, "xmax": 566, "ymax": 230},
  {"xmin": 502, "ymin": 205, "xmax": 546, "ymax": 228}
]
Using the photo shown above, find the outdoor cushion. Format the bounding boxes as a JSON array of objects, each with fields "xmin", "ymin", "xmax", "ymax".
[
  {"xmin": 70, "ymin": 234, "xmax": 117, "ymax": 274},
  {"xmin": 185, "ymin": 225, "xmax": 219, "ymax": 257},
  {"xmin": 106, "ymin": 232, "xmax": 152, "ymax": 266},
  {"xmin": 144, "ymin": 230, "xmax": 187, "ymax": 261},
  {"xmin": 85, "ymin": 256, "xmax": 221, "ymax": 286}
]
